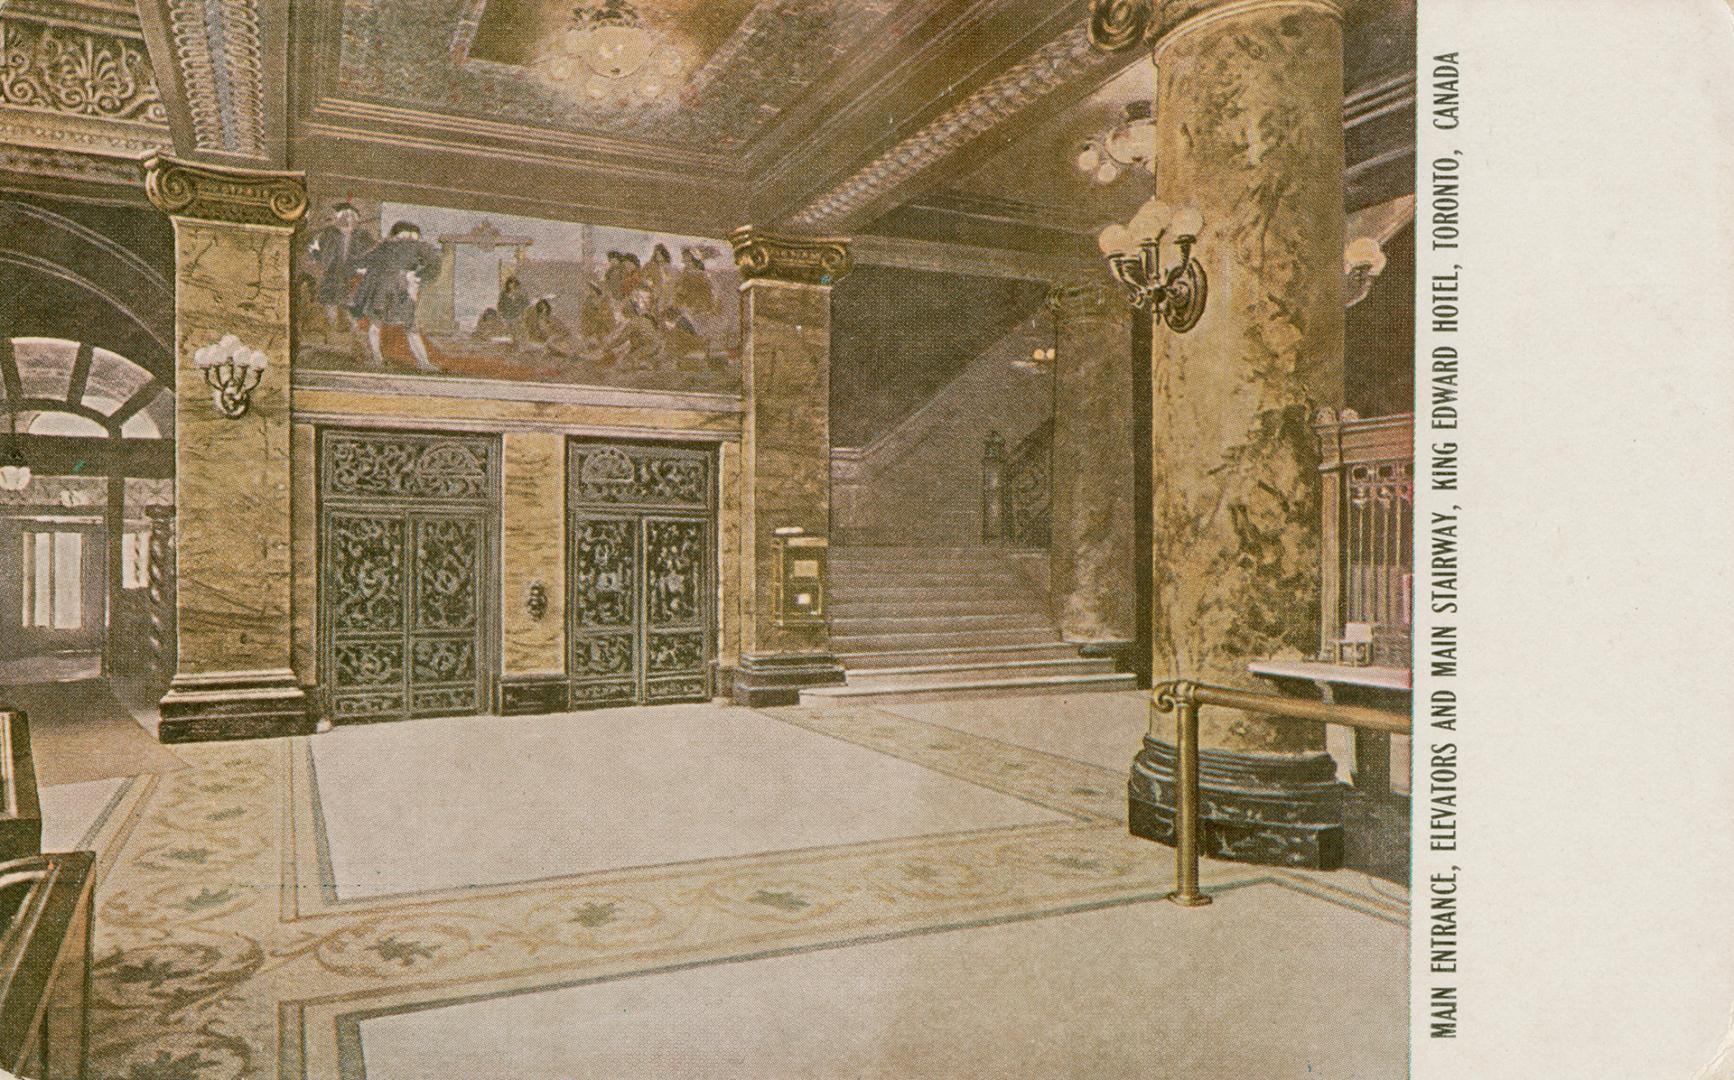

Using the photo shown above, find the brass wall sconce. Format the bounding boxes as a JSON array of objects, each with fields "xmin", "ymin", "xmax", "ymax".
[
  {"xmin": 1098, "ymin": 198, "xmax": 1207, "ymax": 332},
  {"xmin": 192, "ymin": 335, "xmax": 268, "ymax": 419},
  {"xmin": 525, "ymin": 580, "xmax": 548, "ymax": 621}
]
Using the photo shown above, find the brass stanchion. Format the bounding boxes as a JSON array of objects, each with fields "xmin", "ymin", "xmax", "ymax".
[{"xmin": 1167, "ymin": 693, "xmax": 1211, "ymax": 907}]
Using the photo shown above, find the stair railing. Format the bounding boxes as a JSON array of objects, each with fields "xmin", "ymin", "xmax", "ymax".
[
  {"xmin": 981, "ymin": 419, "xmax": 1051, "ymax": 550},
  {"xmin": 1151, "ymin": 679, "xmax": 1411, "ymax": 907}
]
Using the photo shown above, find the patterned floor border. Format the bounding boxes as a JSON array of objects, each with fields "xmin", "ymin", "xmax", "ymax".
[{"xmin": 76, "ymin": 701, "xmax": 1407, "ymax": 1080}]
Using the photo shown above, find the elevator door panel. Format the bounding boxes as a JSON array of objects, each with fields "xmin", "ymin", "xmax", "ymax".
[
  {"xmin": 320, "ymin": 430, "xmax": 497, "ymax": 724},
  {"xmin": 567, "ymin": 442, "xmax": 714, "ymax": 708}
]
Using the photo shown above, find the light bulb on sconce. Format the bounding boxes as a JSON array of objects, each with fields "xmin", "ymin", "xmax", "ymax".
[
  {"xmin": 1097, "ymin": 198, "xmax": 1209, "ymax": 333},
  {"xmin": 0, "ymin": 445, "xmax": 29, "ymax": 493},
  {"xmin": 192, "ymin": 334, "xmax": 268, "ymax": 419},
  {"xmin": 1342, "ymin": 235, "xmax": 1389, "ymax": 308}
]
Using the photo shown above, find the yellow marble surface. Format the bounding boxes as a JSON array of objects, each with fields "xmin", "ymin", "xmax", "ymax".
[
  {"xmin": 739, "ymin": 281, "xmax": 832, "ymax": 657},
  {"xmin": 500, "ymin": 431, "xmax": 565, "ymax": 674},
  {"xmin": 293, "ymin": 387, "xmax": 740, "ymax": 436},
  {"xmin": 1149, "ymin": 3, "xmax": 1346, "ymax": 752},
  {"xmin": 171, "ymin": 220, "xmax": 296, "ymax": 675},
  {"xmin": 717, "ymin": 439, "xmax": 743, "ymax": 667},
  {"xmin": 289, "ymin": 422, "xmax": 317, "ymax": 682}
]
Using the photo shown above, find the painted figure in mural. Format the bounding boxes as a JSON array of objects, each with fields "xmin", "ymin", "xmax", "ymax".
[
  {"xmin": 349, "ymin": 221, "xmax": 441, "ymax": 371},
  {"xmin": 305, "ymin": 202, "xmax": 375, "ymax": 338},
  {"xmin": 674, "ymin": 247, "xmax": 719, "ymax": 317},
  {"xmin": 642, "ymin": 243, "xmax": 675, "ymax": 313},
  {"xmin": 473, "ymin": 275, "xmax": 529, "ymax": 341},
  {"xmin": 578, "ymin": 282, "xmax": 617, "ymax": 341},
  {"xmin": 521, "ymin": 297, "xmax": 577, "ymax": 356},
  {"xmin": 602, "ymin": 251, "xmax": 642, "ymax": 303}
]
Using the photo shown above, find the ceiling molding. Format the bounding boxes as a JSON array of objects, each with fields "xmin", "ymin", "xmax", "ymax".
[
  {"xmin": 784, "ymin": 23, "xmax": 1115, "ymax": 231},
  {"xmin": 849, "ymin": 234, "xmax": 1097, "ymax": 283},
  {"xmin": 133, "ymin": 0, "xmax": 289, "ymax": 164},
  {"xmin": 0, "ymin": 0, "xmax": 173, "ymax": 164}
]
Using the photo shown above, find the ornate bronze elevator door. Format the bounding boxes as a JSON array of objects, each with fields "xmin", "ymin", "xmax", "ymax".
[
  {"xmin": 567, "ymin": 441, "xmax": 714, "ymax": 708},
  {"xmin": 319, "ymin": 430, "xmax": 498, "ymax": 724}
]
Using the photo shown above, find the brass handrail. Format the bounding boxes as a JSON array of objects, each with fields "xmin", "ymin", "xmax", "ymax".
[{"xmin": 1151, "ymin": 679, "xmax": 1412, "ymax": 907}]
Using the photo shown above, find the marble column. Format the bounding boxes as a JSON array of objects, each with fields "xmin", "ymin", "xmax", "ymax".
[
  {"xmin": 1098, "ymin": 0, "xmax": 1351, "ymax": 867},
  {"xmin": 727, "ymin": 227, "xmax": 851, "ymax": 706},
  {"xmin": 143, "ymin": 154, "xmax": 314, "ymax": 743},
  {"xmin": 1047, "ymin": 283, "xmax": 1136, "ymax": 646}
]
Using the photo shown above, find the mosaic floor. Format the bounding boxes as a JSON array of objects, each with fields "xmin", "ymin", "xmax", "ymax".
[{"xmin": 52, "ymin": 691, "xmax": 1407, "ymax": 1080}]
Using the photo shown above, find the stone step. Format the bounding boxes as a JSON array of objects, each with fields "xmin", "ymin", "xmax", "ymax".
[
  {"xmin": 827, "ymin": 597, "xmax": 1050, "ymax": 619},
  {"xmin": 840, "ymin": 657, "xmax": 1116, "ymax": 688},
  {"xmin": 830, "ymin": 626, "xmax": 1061, "ymax": 652},
  {"xmin": 835, "ymin": 641, "xmax": 1083, "ymax": 669},
  {"xmin": 830, "ymin": 613, "xmax": 1053, "ymax": 636},
  {"xmin": 799, "ymin": 672, "xmax": 1138, "ymax": 706},
  {"xmin": 828, "ymin": 565, "xmax": 1019, "ymax": 582},
  {"xmin": 827, "ymin": 584, "xmax": 1038, "ymax": 605}
]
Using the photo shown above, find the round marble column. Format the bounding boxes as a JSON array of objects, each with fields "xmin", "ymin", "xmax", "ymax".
[
  {"xmin": 1047, "ymin": 283, "xmax": 1135, "ymax": 644},
  {"xmin": 1120, "ymin": 0, "xmax": 1349, "ymax": 867}
]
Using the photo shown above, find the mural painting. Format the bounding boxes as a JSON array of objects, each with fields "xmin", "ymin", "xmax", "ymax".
[{"xmin": 295, "ymin": 201, "xmax": 741, "ymax": 392}]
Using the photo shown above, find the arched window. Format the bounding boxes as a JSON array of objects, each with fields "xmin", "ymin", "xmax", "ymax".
[{"xmin": 2, "ymin": 337, "xmax": 173, "ymax": 443}]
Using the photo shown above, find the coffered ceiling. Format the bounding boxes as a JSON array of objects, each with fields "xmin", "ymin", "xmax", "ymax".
[
  {"xmin": 286, "ymin": 0, "xmax": 1113, "ymax": 240},
  {"xmin": 0, "ymin": 0, "xmax": 1414, "ymax": 266}
]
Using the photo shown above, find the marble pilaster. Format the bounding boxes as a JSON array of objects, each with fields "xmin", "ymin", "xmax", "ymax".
[
  {"xmin": 1047, "ymin": 283, "xmax": 1136, "ymax": 644},
  {"xmin": 728, "ymin": 227, "xmax": 851, "ymax": 705},
  {"xmin": 144, "ymin": 154, "xmax": 313, "ymax": 742}
]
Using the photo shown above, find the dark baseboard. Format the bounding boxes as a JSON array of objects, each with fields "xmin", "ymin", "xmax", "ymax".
[
  {"xmin": 1128, "ymin": 736, "xmax": 1347, "ymax": 870},
  {"xmin": 1076, "ymin": 639, "xmax": 1138, "ymax": 674},
  {"xmin": 499, "ymin": 675, "xmax": 567, "ymax": 716},
  {"xmin": 731, "ymin": 653, "xmax": 845, "ymax": 707},
  {"xmin": 158, "ymin": 671, "xmax": 313, "ymax": 743}
]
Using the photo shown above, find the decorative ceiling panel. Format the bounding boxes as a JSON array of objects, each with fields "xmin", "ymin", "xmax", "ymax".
[{"xmin": 333, "ymin": 0, "xmax": 913, "ymax": 152}]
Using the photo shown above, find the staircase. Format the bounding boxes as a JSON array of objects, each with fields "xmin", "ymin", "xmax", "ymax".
[{"xmin": 801, "ymin": 545, "xmax": 1137, "ymax": 704}]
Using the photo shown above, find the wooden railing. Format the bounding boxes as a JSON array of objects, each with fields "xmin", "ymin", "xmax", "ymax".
[
  {"xmin": 1316, "ymin": 410, "xmax": 1413, "ymax": 666},
  {"xmin": 1151, "ymin": 681, "xmax": 1410, "ymax": 907}
]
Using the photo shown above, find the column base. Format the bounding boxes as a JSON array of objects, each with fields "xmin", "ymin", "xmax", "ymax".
[
  {"xmin": 1128, "ymin": 736, "xmax": 1346, "ymax": 870},
  {"xmin": 158, "ymin": 669, "xmax": 313, "ymax": 743},
  {"xmin": 730, "ymin": 653, "xmax": 845, "ymax": 707}
]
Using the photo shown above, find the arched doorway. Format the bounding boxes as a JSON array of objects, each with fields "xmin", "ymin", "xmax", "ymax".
[
  {"xmin": 0, "ymin": 198, "xmax": 176, "ymax": 688},
  {"xmin": 0, "ymin": 337, "xmax": 174, "ymax": 681}
]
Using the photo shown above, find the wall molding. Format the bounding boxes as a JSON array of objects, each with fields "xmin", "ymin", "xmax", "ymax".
[{"xmin": 290, "ymin": 369, "xmax": 745, "ymax": 415}]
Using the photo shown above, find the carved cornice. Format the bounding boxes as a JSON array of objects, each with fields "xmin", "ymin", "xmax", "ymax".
[
  {"xmin": 786, "ymin": 25, "xmax": 1114, "ymax": 231},
  {"xmin": 1087, "ymin": 0, "xmax": 1158, "ymax": 52},
  {"xmin": 1089, "ymin": 0, "xmax": 1345, "ymax": 58},
  {"xmin": 141, "ymin": 153, "xmax": 305, "ymax": 226},
  {"xmin": 162, "ymin": 0, "xmax": 267, "ymax": 157},
  {"xmin": 730, "ymin": 227, "xmax": 852, "ymax": 287},
  {"xmin": 0, "ymin": 140, "xmax": 146, "ymax": 188},
  {"xmin": 0, "ymin": 13, "xmax": 169, "ymax": 128}
]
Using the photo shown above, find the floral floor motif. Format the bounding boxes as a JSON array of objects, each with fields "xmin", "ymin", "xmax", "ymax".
[{"xmin": 79, "ymin": 702, "xmax": 1403, "ymax": 1080}]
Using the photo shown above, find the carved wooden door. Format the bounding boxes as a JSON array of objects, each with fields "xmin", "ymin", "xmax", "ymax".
[
  {"xmin": 567, "ymin": 441, "xmax": 714, "ymax": 708},
  {"xmin": 319, "ymin": 430, "xmax": 498, "ymax": 724}
]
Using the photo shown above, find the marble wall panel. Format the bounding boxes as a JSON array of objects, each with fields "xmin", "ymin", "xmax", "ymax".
[{"xmin": 500, "ymin": 431, "xmax": 565, "ymax": 675}]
